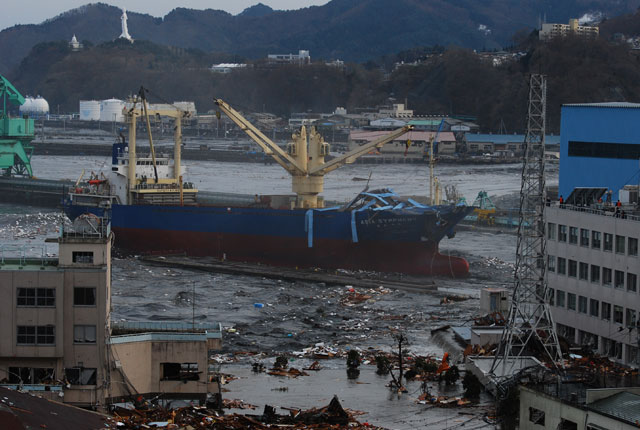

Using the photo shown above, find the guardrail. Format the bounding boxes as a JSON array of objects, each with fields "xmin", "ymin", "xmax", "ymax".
[{"xmin": 554, "ymin": 203, "xmax": 640, "ymax": 222}]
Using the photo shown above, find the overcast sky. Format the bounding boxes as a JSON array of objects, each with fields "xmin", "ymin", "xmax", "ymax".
[{"xmin": 0, "ymin": 1, "xmax": 330, "ymax": 31}]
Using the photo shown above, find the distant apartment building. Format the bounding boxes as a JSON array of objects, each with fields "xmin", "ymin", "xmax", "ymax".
[
  {"xmin": 377, "ymin": 103, "xmax": 413, "ymax": 119},
  {"xmin": 267, "ymin": 50, "xmax": 311, "ymax": 65},
  {"xmin": 0, "ymin": 221, "xmax": 222, "ymax": 410},
  {"xmin": 540, "ymin": 18, "xmax": 599, "ymax": 41}
]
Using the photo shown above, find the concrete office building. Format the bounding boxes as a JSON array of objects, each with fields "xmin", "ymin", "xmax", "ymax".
[
  {"xmin": 0, "ymin": 224, "xmax": 112, "ymax": 407},
  {"xmin": 0, "ymin": 221, "xmax": 222, "ymax": 409},
  {"xmin": 520, "ymin": 385, "xmax": 640, "ymax": 430},
  {"xmin": 546, "ymin": 205, "xmax": 639, "ymax": 366},
  {"xmin": 546, "ymin": 103, "xmax": 640, "ymax": 368}
]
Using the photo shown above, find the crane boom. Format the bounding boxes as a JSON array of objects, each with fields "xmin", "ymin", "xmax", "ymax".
[
  {"xmin": 139, "ymin": 87, "xmax": 159, "ymax": 183},
  {"xmin": 309, "ymin": 125, "xmax": 413, "ymax": 175},
  {"xmin": 214, "ymin": 99, "xmax": 305, "ymax": 174}
]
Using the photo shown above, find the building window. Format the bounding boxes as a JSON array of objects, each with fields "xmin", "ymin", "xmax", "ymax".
[
  {"xmin": 548, "ymin": 288, "xmax": 555, "ymax": 306},
  {"xmin": 547, "ymin": 223, "xmax": 556, "ymax": 240},
  {"xmin": 64, "ymin": 367, "xmax": 97, "ymax": 385},
  {"xmin": 559, "ymin": 419, "xmax": 578, "ymax": 430},
  {"xmin": 602, "ymin": 302, "xmax": 611, "ymax": 321},
  {"xmin": 626, "ymin": 309, "xmax": 637, "ymax": 328},
  {"xmin": 558, "ymin": 225, "xmax": 567, "ymax": 242},
  {"xmin": 591, "ymin": 231, "xmax": 601, "ymax": 249},
  {"xmin": 548, "ymin": 255, "xmax": 556, "ymax": 272},
  {"xmin": 615, "ymin": 235, "xmax": 626, "ymax": 254},
  {"xmin": 628, "ymin": 273, "xmax": 637, "ymax": 293},
  {"xmin": 603, "ymin": 233, "xmax": 613, "ymax": 251},
  {"xmin": 602, "ymin": 268, "xmax": 612, "ymax": 286},
  {"xmin": 568, "ymin": 260, "xmax": 577, "ymax": 277},
  {"xmin": 529, "ymin": 407, "xmax": 545, "ymax": 426},
  {"xmin": 17, "ymin": 325, "xmax": 55, "ymax": 345},
  {"xmin": 569, "ymin": 227, "xmax": 578, "ymax": 244},
  {"xmin": 557, "ymin": 257, "xmax": 566, "ymax": 275},
  {"xmin": 73, "ymin": 325, "xmax": 97, "ymax": 344},
  {"xmin": 72, "ymin": 251, "xmax": 94, "ymax": 264},
  {"xmin": 579, "ymin": 262, "xmax": 588, "ymax": 280},
  {"xmin": 578, "ymin": 296, "xmax": 587, "ymax": 314},
  {"xmin": 580, "ymin": 229, "xmax": 589, "ymax": 247},
  {"xmin": 7, "ymin": 368, "xmax": 55, "ymax": 384},
  {"xmin": 568, "ymin": 141, "xmax": 640, "ymax": 160},
  {"xmin": 161, "ymin": 362, "xmax": 200, "ymax": 381},
  {"xmin": 627, "ymin": 346, "xmax": 639, "ymax": 366},
  {"xmin": 589, "ymin": 299, "xmax": 599, "ymax": 317},
  {"xmin": 614, "ymin": 270, "xmax": 625, "ymax": 289},
  {"xmin": 74, "ymin": 287, "xmax": 96, "ymax": 306},
  {"xmin": 629, "ymin": 238, "xmax": 638, "ymax": 256},
  {"xmin": 590, "ymin": 265, "xmax": 600, "ymax": 284},
  {"xmin": 568, "ymin": 293, "xmax": 576, "ymax": 311},
  {"xmin": 557, "ymin": 323, "xmax": 575, "ymax": 340},
  {"xmin": 17, "ymin": 288, "xmax": 55, "ymax": 307},
  {"xmin": 556, "ymin": 290, "xmax": 565, "ymax": 308},
  {"xmin": 614, "ymin": 305, "xmax": 624, "ymax": 324}
]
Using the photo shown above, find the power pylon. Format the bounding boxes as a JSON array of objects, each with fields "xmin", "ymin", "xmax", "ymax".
[{"xmin": 491, "ymin": 74, "xmax": 563, "ymax": 378}]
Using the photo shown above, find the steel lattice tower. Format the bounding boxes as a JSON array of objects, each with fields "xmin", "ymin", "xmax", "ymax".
[{"xmin": 491, "ymin": 74, "xmax": 563, "ymax": 377}]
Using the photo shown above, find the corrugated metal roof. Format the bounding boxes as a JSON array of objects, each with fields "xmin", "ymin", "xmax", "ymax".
[
  {"xmin": 588, "ymin": 391, "xmax": 640, "ymax": 425},
  {"xmin": 563, "ymin": 102, "xmax": 640, "ymax": 109},
  {"xmin": 350, "ymin": 130, "xmax": 456, "ymax": 142},
  {"xmin": 465, "ymin": 133, "xmax": 560, "ymax": 145}
]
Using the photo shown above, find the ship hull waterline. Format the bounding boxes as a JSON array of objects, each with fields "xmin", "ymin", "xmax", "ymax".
[
  {"xmin": 113, "ymin": 227, "xmax": 469, "ymax": 277},
  {"xmin": 66, "ymin": 201, "xmax": 472, "ymax": 278}
]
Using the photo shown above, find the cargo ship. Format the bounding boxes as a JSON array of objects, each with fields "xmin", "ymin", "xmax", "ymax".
[{"xmin": 65, "ymin": 96, "xmax": 472, "ymax": 277}]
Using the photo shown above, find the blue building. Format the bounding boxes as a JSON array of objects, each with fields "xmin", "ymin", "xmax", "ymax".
[{"xmin": 560, "ymin": 103, "xmax": 640, "ymax": 201}]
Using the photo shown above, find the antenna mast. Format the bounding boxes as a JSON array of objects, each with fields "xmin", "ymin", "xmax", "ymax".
[{"xmin": 491, "ymin": 74, "xmax": 563, "ymax": 377}]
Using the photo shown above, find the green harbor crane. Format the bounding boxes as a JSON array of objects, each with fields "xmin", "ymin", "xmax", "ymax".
[{"xmin": 0, "ymin": 74, "xmax": 34, "ymax": 177}]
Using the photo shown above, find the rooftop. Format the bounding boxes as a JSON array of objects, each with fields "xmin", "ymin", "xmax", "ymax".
[
  {"xmin": 563, "ymin": 102, "xmax": 640, "ymax": 109},
  {"xmin": 0, "ymin": 386, "xmax": 111, "ymax": 430},
  {"xmin": 588, "ymin": 391, "xmax": 640, "ymax": 425}
]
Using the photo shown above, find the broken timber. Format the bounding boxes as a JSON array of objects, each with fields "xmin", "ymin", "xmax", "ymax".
[{"xmin": 140, "ymin": 255, "xmax": 438, "ymax": 293}]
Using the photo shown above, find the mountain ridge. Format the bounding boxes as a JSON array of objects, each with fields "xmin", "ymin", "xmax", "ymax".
[{"xmin": 1, "ymin": 0, "xmax": 639, "ymax": 74}]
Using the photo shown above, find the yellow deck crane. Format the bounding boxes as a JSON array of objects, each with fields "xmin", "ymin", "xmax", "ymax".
[
  {"xmin": 214, "ymin": 99, "xmax": 413, "ymax": 209},
  {"xmin": 124, "ymin": 88, "xmax": 197, "ymax": 205}
]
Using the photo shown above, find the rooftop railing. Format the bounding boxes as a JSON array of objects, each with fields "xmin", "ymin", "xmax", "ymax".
[{"xmin": 554, "ymin": 203, "xmax": 640, "ymax": 223}]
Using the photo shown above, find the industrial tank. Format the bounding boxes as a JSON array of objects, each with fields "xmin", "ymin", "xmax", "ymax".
[
  {"xmin": 173, "ymin": 101, "xmax": 197, "ymax": 115},
  {"xmin": 79, "ymin": 100, "xmax": 101, "ymax": 121},
  {"xmin": 100, "ymin": 99, "xmax": 125, "ymax": 122},
  {"xmin": 19, "ymin": 96, "xmax": 49, "ymax": 118}
]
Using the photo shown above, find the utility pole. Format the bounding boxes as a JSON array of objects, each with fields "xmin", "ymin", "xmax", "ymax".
[{"xmin": 491, "ymin": 74, "xmax": 563, "ymax": 378}]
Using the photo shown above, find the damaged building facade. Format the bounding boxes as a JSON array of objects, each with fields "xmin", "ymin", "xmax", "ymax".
[{"xmin": 0, "ymin": 222, "xmax": 222, "ymax": 410}]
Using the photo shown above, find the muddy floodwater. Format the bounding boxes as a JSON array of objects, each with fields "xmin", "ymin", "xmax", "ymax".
[{"xmin": 1, "ymin": 155, "xmax": 559, "ymax": 428}]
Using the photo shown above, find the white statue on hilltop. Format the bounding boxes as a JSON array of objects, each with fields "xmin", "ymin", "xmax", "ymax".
[{"xmin": 119, "ymin": 7, "xmax": 133, "ymax": 42}]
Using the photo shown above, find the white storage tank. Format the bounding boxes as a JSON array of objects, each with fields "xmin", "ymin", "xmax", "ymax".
[
  {"xmin": 19, "ymin": 96, "xmax": 50, "ymax": 117},
  {"xmin": 79, "ymin": 100, "xmax": 101, "ymax": 121},
  {"xmin": 100, "ymin": 98, "xmax": 125, "ymax": 122},
  {"xmin": 173, "ymin": 101, "xmax": 196, "ymax": 115}
]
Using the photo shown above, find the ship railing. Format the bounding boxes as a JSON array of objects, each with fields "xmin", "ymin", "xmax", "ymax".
[{"xmin": 555, "ymin": 203, "xmax": 640, "ymax": 222}]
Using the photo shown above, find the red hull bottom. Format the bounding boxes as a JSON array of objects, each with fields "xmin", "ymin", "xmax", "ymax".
[{"xmin": 114, "ymin": 228, "xmax": 470, "ymax": 277}]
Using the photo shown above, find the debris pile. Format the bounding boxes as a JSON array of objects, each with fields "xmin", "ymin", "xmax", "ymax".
[{"xmin": 112, "ymin": 396, "xmax": 384, "ymax": 429}]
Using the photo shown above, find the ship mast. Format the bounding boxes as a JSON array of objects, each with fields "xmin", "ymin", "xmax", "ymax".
[{"xmin": 214, "ymin": 99, "xmax": 412, "ymax": 209}]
